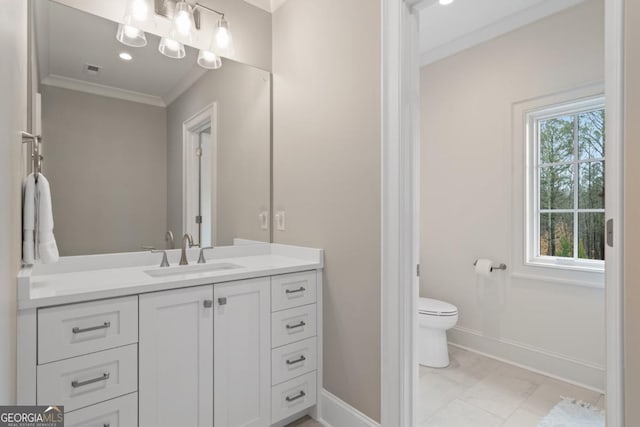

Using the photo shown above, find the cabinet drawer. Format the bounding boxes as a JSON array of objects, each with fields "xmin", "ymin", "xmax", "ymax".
[
  {"xmin": 272, "ymin": 337, "xmax": 317, "ymax": 386},
  {"xmin": 64, "ymin": 392, "xmax": 137, "ymax": 427},
  {"xmin": 271, "ymin": 371, "xmax": 317, "ymax": 424},
  {"xmin": 271, "ymin": 271, "xmax": 317, "ymax": 312},
  {"xmin": 37, "ymin": 344, "xmax": 138, "ymax": 412},
  {"xmin": 38, "ymin": 296, "xmax": 138, "ymax": 364},
  {"xmin": 272, "ymin": 304, "xmax": 316, "ymax": 348}
]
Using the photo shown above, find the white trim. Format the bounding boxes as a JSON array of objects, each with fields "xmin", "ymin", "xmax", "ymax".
[
  {"xmin": 604, "ymin": 0, "xmax": 625, "ymax": 424},
  {"xmin": 41, "ymin": 74, "xmax": 166, "ymax": 107},
  {"xmin": 318, "ymin": 390, "xmax": 380, "ymax": 427},
  {"xmin": 511, "ymin": 84, "xmax": 605, "ymax": 288},
  {"xmin": 182, "ymin": 104, "xmax": 218, "ymax": 244},
  {"xmin": 381, "ymin": 1, "xmax": 421, "ymax": 426},
  {"xmin": 420, "ymin": 0, "xmax": 585, "ymax": 66},
  {"xmin": 242, "ymin": 0, "xmax": 289, "ymax": 13},
  {"xmin": 449, "ymin": 326, "xmax": 605, "ymax": 392}
]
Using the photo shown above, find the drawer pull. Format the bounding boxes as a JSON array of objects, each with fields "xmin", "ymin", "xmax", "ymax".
[
  {"xmin": 218, "ymin": 297, "xmax": 227, "ymax": 306},
  {"xmin": 286, "ymin": 355, "xmax": 306, "ymax": 365},
  {"xmin": 71, "ymin": 372, "xmax": 110, "ymax": 388},
  {"xmin": 285, "ymin": 287, "xmax": 306, "ymax": 294},
  {"xmin": 286, "ymin": 321, "xmax": 306, "ymax": 330},
  {"xmin": 104, "ymin": 424, "xmax": 110, "ymax": 427},
  {"xmin": 285, "ymin": 390, "xmax": 306, "ymax": 402},
  {"xmin": 72, "ymin": 321, "xmax": 111, "ymax": 334},
  {"xmin": 204, "ymin": 299, "xmax": 213, "ymax": 308}
]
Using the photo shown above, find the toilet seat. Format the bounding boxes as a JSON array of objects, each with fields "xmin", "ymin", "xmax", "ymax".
[{"xmin": 419, "ymin": 297, "xmax": 457, "ymax": 317}]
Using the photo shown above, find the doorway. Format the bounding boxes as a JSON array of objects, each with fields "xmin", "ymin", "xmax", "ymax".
[
  {"xmin": 380, "ymin": 0, "xmax": 624, "ymax": 426},
  {"xmin": 183, "ymin": 104, "xmax": 217, "ymax": 247}
]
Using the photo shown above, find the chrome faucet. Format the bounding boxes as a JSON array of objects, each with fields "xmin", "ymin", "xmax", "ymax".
[{"xmin": 179, "ymin": 233, "xmax": 195, "ymax": 266}]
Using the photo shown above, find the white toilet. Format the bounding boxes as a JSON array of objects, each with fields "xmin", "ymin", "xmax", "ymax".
[{"xmin": 418, "ymin": 297, "xmax": 459, "ymax": 368}]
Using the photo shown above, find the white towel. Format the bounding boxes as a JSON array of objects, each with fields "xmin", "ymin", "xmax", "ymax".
[
  {"xmin": 36, "ymin": 174, "xmax": 59, "ymax": 264},
  {"xmin": 22, "ymin": 173, "xmax": 37, "ymax": 264}
]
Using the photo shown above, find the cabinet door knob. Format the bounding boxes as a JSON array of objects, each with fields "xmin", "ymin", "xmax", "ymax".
[
  {"xmin": 218, "ymin": 297, "xmax": 227, "ymax": 306},
  {"xmin": 203, "ymin": 300, "xmax": 213, "ymax": 308}
]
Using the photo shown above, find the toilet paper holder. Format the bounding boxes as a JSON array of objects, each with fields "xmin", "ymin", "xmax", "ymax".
[{"xmin": 473, "ymin": 260, "xmax": 507, "ymax": 272}]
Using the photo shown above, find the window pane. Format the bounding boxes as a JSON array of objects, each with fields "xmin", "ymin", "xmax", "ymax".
[
  {"xmin": 578, "ymin": 109, "xmax": 605, "ymax": 160},
  {"xmin": 539, "ymin": 116, "xmax": 574, "ymax": 164},
  {"xmin": 539, "ymin": 164, "xmax": 573, "ymax": 209},
  {"xmin": 578, "ymin": 212, "xmax": 605, "ymax": 260},
  {"xmin": 579, "ymin": 161, "xmax": 605, "ymax": 209},
  {"xmin": 539, "ymin": 212, "xmax": 574, "ymax": 258}
]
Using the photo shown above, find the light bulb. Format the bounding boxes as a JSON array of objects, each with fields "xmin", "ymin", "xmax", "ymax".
[
  {"xmin": 130, "ymin": 0, "xmax": 149, "ymax": 21},
  {"xmin": 173, "ymin": 2, "xmax": 194, "ymax": 38},
  {"xmin": 159, "ymin": 36, "xmax": 186, "ymax": 59},
  {"xmin": 119, "ymin": 52, "xmax": 133, "ymax": 61},
  {"xmin": 439, "ymin": 0, "xmax": 454, "ymax": 5},
  {"xmin": 197, "ymin": 49, "xmax": 222, "ymax": 69},
  {"xmin": 214, "ymin": 18, "xmax": 232, "ymax": 51},
  {"xmin": 164, "ymin": 38, "xmax": 180, "ymax": 51},
  {"xmin": 116, "ymin": 23, "xmax": 147, "ymax": 47},
  {"xmin": 124, "ymin": 25, "xmax": 140, "ymax": 38}
]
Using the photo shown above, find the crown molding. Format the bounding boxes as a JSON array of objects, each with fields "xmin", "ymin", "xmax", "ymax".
[
  {"xmin": 41, "ymin": 74, "xmax": 167, "ymax": 107},
  {"xmin": 420, "ymin": 0, "xmax": 585, "ymax": 66},
  {"xmin": 242, "ymin": 0, "xmax": 288, "ymax": 13}
]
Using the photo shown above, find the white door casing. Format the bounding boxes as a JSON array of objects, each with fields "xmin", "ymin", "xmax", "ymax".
[{"xmin": 183, "ymin": 103, "xmax": 218, "ymax": 244}]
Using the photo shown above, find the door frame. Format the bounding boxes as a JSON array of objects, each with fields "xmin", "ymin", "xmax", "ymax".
[
  {"xmin": 380, "ymin": 0, "xmax": 626, "ymax": 426},
  {"xmin": 182, "ymin": 103, "xmax": 218, "ymax": 244}
]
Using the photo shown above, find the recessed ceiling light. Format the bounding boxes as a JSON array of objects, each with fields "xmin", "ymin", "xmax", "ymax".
[
  {"xmin": 119, "ymin": 52, "xmax": 133, "ymax": 61},
  {"xmin": 439, "ymin": 0, "xmax": 454, "ymax": 5}
]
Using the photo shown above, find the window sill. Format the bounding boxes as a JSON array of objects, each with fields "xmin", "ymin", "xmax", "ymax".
[{"xmin": 511, "ymin": 260, "xmax": 604, "ymax": 288}]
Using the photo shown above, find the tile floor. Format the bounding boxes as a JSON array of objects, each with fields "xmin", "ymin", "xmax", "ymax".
[
  {"xmin": 285, "ymin": 345, "xmax": 605, "ymax": 427},
  {"xmin": 416, "ymin": 345, "xmax": 604, "ymax": 426}
]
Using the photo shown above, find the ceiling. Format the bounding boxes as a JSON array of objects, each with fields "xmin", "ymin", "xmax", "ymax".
[
  {"xmin": 35, "ymin": 1, "xmax": 207, "ymax": 106},
  {"xmin": 419, "ymin": 0, "xmax": 585, "ymax": 65}
]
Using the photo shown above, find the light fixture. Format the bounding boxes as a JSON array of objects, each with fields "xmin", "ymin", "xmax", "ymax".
[
  {"xmin": 159, "ymin": 36, "xmax": 186, "ymax": 59},
  {"xmin": 213, "ymin": 17, "xmax": 233, "ymax": 52},
  {"xmin": 116, "ymin": 24, "xmax": 147, "ymax": 47},
  {"xmin": 439, "ymin": 0, "xmax": 454, "ymax": 5},
  {"xmin": 197, "ymin": 49, "xmax": 222, "ymax": 69},
  {"xmin": 173, "ymin": 1, "xmax": 195, "ymax": 39},
  {"xmin": 123, "ymin": 0, "xmax": 149, "ymax": 24},
  {"xmin": 119, "ymin": 52, "xmax": 133, "ymax": 61}
]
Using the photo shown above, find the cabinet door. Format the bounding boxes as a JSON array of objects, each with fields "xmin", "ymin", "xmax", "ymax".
[
  {"xmin": 139, "ymin": 286, "xmax": 214, "ymax": 427},
  {"xmin": 214, "ymin": 278, "xmax": 271, "ymax": 427}
]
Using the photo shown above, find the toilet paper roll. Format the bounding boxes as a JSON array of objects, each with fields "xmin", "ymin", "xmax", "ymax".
[{"xmin": 474, "ymin": 259, "xmax": 493, "ymax": 278}]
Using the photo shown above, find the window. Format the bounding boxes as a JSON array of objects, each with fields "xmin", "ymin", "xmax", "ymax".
[{"xmin": 527, "ymin": 97, "xmax": 605, "ymax": 271}]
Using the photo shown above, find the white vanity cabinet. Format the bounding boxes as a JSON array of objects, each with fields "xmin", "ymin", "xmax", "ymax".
[
  {"xmin": 18, "ymin": 252, "xmax": 323, "ymax": 427},
  {"xmin": 214, "ymin": 278, "xmax": 271, "ymax": 427},
  {"xmin": 139, "ymin": 285, "xmax": 214, "ymax": 427}
]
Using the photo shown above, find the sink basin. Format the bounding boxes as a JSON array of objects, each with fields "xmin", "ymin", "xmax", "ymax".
[{"xmin": 145, "ymin": 262, "xmax": 243, "ymax": 277}]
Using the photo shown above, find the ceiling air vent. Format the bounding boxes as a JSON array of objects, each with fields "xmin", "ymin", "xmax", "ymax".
[{"xmin": 83, "ymin": 64, "xmax": 101, "ymax": 76}]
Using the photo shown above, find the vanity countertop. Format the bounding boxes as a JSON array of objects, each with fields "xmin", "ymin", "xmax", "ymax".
[{"xmin": 17, "ymin": 242, "xmax": 323, "ymax": 309}]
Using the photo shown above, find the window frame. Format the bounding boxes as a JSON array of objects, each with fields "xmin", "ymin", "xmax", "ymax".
[{"xmin": 526, "ymin": 96, "xmax": 606, "ymax": 273}]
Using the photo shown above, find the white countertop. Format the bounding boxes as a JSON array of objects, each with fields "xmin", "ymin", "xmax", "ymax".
[{"xmin": 17, "ymin": 242, "xmax": 323, "ymax": 309}]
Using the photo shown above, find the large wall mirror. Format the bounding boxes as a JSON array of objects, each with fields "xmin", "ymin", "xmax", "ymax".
[{"xmin": 33, "ymin": 0, "xmax": 271, "ymax": 256}]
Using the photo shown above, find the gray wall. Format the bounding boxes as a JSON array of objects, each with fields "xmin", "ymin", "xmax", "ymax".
[
  {"xmin": 0, "ymin": 0, "xmax": 27, "ymax": 404},
  {"xmin": 41, "ymin": 85, "xmax": 167, "ymax": 255},
  {"xmin": 625, "ymin": 0, "xmax": 640, "ymax": 421},
  {"xmin": 166, "ymin": 59, "xmax": 271, "ymax": 246},
  {"xmin": 272, "ymin": 0, "xmax": 382, "ymax": 421},
  {"xmin": 421, "ymin": 0, "xmax": 605, "ymax": 388}
]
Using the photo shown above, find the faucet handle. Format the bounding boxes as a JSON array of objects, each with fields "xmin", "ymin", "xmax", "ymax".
[
  {"xmin": 151, "ymin": 249, "xmax": 170, "ymax": 268},
  {"xmin": 198, "ymin": 247, "xmax": 214, "ymax": 264}
]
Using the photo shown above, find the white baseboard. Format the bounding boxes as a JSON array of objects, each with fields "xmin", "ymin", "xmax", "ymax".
[
  {"xmin": 449, "ymin": 326, "xmax": 605, "ymax": 393},
  {"xmin": 317, "ymin": 389, "xmax": 380, "ymax": 427}
]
